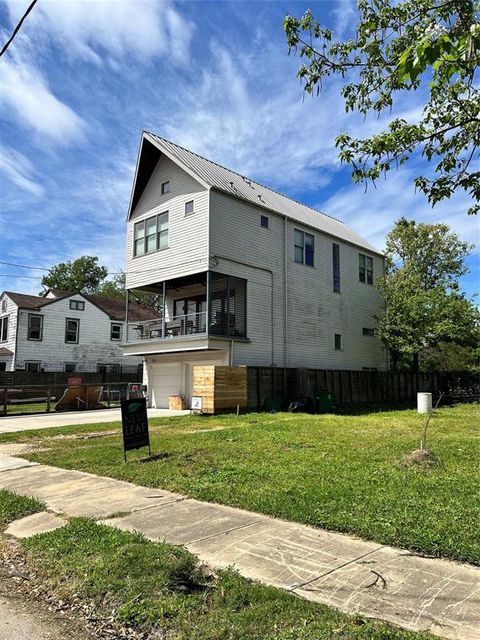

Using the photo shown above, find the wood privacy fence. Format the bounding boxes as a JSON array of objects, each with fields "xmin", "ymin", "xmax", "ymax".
[{"xmin": 247, "ymin": 367, "xmax": 479, "ymax": 410}]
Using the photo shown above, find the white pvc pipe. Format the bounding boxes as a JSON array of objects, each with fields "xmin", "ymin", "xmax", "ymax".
[{"xmin": 417, "ymin": 392, "xmax": 432, "ymax": 414}]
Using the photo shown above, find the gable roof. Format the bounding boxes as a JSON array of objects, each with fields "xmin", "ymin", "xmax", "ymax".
[
  {"xmin": 134, "ymin": 131, "xmax": 381, "ymax": 256},
  {"xmin": 4, "ymin": 291, "xmax": 158, "ymax": 322}
]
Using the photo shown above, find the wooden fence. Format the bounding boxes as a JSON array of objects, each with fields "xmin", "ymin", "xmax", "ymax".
[{"xmin": 247, "ymin": 367, "xmax": 479, "ymax": 410}]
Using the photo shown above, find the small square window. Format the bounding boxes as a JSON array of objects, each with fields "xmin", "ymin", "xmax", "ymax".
[
  {"xmin": 260, "ymin": 215, "xmax": 269, "ymax": 229},
  {"xmin": 161, "ymin": 181, "xmax": 170, "ymax": 194},
  {"xmin": 362, "ymin": 327, "xmax": 375, "ymax": 336},
  {"xmin": 64, "ymin": 362, "xmax": 76, "ymax": 373},
  {"xmin": 25, "ymin": 361, "xmax": 42, "ymax": 372},
  {"xmin": 334, "ymin": 334, "xmax": 342, "ymax": 351},
  {"xmin": 70, "ymin": 300, "xmax": 85, "ymax": 311},
  {"xmin": 185, "ymin": 200, "xmax": 194, "ymax": 215}
]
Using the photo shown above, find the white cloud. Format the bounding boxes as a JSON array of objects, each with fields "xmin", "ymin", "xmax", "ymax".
[
  {"xmin": 3, "ymin": 0, "xmax": 194, "ymax": 65},
  {"xmin": 0, "ymin": 58, "xmax": 86, "ymax": 144},
  {"xmin": 318, "ymin": 166, "xmax": 479, "ymax": 255},
  {"xmin": 0, "ymin": 144, "xmax": 45, "ymax": 196}
]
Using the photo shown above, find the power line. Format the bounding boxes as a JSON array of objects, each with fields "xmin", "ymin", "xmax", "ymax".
[
  {"xmin": 0, "ymin": 0, "xmax": 39, "ymax": 59},
  {"xmin": 0, "ymin": 273, "xmax": 42, "ymax": 280},
  {"xmin": 0, "ymin": 260, "xmax": 48, "ymax": 271}
]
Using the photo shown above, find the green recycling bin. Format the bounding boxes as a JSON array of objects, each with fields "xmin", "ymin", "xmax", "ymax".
[{"xmin": 315, "ymin": 391, "xmax": 334, "ymax": 413}]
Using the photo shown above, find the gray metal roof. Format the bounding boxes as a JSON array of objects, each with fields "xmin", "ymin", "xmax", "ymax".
[{"xmin": 145, "ymin": 132, "xmax": 382, "ymax": 256}]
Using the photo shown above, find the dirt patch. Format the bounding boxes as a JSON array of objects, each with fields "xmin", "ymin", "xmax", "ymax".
[
  {"xmin": 403, "ymin": 448, "xmax": 440, "ymax": 467},
  {"xmin": 48, "ymin": 430, "xmax": 120, "ymax": 441},
  {"xmin": 0, "ymin": 443, "xmax": 48, "ymax": 456}
]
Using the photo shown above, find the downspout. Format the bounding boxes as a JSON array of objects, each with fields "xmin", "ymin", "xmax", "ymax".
[
  {"xmin": 125, "ymin": 289, "xmax": 129, "ymax": 343},
  {"xmin": 211, "ymin": 255, "xmax": 274, "ymax": 366}
]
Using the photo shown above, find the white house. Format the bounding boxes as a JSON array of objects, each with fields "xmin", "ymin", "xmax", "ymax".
[
  {"xmin": 122, "ymin": 132, "xmax": 388, "ymax": 408},
  {"xmin": 0, "ymin": 290, "xmax": 156, "ymax": 373}
]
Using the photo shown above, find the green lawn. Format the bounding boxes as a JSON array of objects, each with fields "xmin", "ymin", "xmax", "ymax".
[
  {"xmin": 0, "ymin": 490, "xmax": 432, "ymax": 639},
  {"xmin": 0, "ymin": 488, "xmax": 44, "ymax": 528},
  {"xmin": 7, "ymin": 404, "xmax": 480, "ymax": 564}
]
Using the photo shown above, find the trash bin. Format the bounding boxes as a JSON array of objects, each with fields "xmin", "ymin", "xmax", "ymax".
[{"xmin": 315, "ymin": 391, "xmax": 334, "ymax": 413}]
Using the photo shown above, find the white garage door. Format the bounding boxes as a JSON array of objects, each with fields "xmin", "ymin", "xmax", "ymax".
[{"xmin": 151, "ymin": 363, "xmax": 182, "ymax": 409}]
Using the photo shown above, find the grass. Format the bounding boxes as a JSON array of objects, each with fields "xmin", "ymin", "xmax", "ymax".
[
  {"xmin": 5, "ymin": 404, "xmax": 480, "ymax": 564},
  {"xmin": 0, "ymin": 488, "xmax": 44, "ymax": 528},
  {"xmin": 14, "ymin": 513, "xmax": 430, "ymax": 639}
]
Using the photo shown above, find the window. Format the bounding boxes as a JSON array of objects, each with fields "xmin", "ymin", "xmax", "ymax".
[
  {"xmin": 27, "ymin": 314, "xmax": 43, "ymax": 341},
  {"xmin": 161, "ymin": 180, "xmax": 170, "ymax": 194},
  {"xmin": 0, "ymin": 316, "xmax": 8, "ymax": 342},
  {"xmin": 0, "ymin": 363, "xmax": 6, "ymax": 371},
  {"xmin": 1, "ymin": 299, "xmax": 6, "ymax": 313},
  {"xmin": 69, "ymin": 300, "xmax": 85, "ymax": 311},
  {"xmin": 332, "ymin": 243, "xmax": 340, "ymax": 292},
  {"xmin": 64, "ymin": 362, "xmax": 76, "ymax": 373},
  {"xmin": 334, "ymin": 333, "xmax": 342, "ymax": 351},
  {"xmin": 362, "ymin": 327, "xmax": 375, "ymax": 336},
  {"xmin": 25, "ymin": 361, "xmax": 41, "ymax": 372},
  {"xmin": 359, "ymin": 253, "xmax": 374, "ymax": 284},
  {"xmin": 65, "ymin": 318, "xmax": 79, "ymax": 343},
  {"xmin": 133, "ymin": 212, "xmax": 169, "ymax": 256},
  {"xmin": 294, "ymin": 229, "xmax": 314, "ymax": 266},
  {"xmin": 185, "ymin": 200, "xmax": 194, "ymax": 215},
  {"xmin": 111, "ymin": 323, "xmax": 122, "ymax": 340},
  {"xmin": 260, "ymin": 215, "xmax": 269, "ymax": 229}
]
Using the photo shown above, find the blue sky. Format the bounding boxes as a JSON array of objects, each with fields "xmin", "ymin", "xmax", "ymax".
[{"xmin": 0, "ymin": 0, "xmax": 478, "ymax": 297}]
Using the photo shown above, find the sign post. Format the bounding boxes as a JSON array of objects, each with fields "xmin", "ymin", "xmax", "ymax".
[{"xmin": 121, "ymin": 397, "xmax": 151, "ymax": 462}]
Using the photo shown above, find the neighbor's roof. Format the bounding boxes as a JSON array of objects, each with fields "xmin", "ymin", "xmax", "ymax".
[
  {"xmin": 4, "ymin": 291, "xmax": 158, "ymax": 322},
  {"xmin": 0, "ymin": 347, "xmax": 13, "ymax": 356},
  {"xmin": 144, "ymin": 132, "xmax": 382, "ymax": 256}
]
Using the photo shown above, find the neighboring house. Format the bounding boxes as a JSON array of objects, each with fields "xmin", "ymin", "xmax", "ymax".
[
  {"xmin": 122, "ymin": 132, "xmax": 388, "ymax": 408},
  {"xmin": 0, "ymin": 290, "xmax": 157, "ymax": 373}
]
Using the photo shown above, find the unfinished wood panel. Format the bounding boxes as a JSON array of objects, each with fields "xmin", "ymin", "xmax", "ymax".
[{"xmin": 193, "ymin": 366, "xmax": 247, "ymax": 414}]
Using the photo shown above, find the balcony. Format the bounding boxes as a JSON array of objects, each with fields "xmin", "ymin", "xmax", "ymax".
[{"xmin": 125, "ymin": 271, "xmax": 247, "ymax": 345}]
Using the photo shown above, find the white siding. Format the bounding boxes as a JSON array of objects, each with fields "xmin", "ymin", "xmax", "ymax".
[
  {"xmin": 209, "ymin": 190, "xmax": 387, "ymax": 370},
  {"xmin": 126, "ymin": 155, "xmax": 209, "ymax": 289},
  {"xmin": 0, "ymin": 294, "xmax": 18, "ymax": 371},
  {"xmin": 14, "ymin": 296, "xmax": 142, "ymax": 372}
]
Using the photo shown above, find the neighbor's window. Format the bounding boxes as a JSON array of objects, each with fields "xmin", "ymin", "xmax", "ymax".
[
  {"xmin": 110, "ymin": 323, "xmax": 122, "ymax": 340},
  {"xmin": 64, "ymin": 362, "xmax": 76, "ymax": 373},
  {"xmin": 70, "ymin": 300, "xmax": 85, "ymax": 311},
  {"xmin": 25, "ymin": 361, "xmax": 41, "ymax": 372},
  {"xmin": 185, "ymin": 200, "xmax": 194, "ymax": 215},
  {"xmin": 362, "ymin": 327, "xmax": 375, "ymax": 336},
  {"xmin": 260, "ymin": 215, "xmax": 269, "ymax": 229},
  {"xmin": 332, "ymin": 243, "xmax": 340, "ymax": 292},
  {"xmin": 65, "ymin": 318, "xmax": 79, "ymax": 343},
  {"xmin": 334, "ymin": 333, "xmax": 342, "ymax": 351},
  {"xmin": 359, "ymin": 253, "xmax": 373, "ymax": 284},
  {"xmin": 294, "ymin": 229, "xmax": 314, "ymax": 266},
  {"xmin": 161, "ymin": 180, "xmax": 170, "ymax": 194},
  {"xmin": 134, "ymin": 212, "xmax": 169, "ymax": 256},
  {"xmin": 1, "ymin": 299, "xmax": 6, "ymax": 313},
  {"xmin": 27, "ymin": 314, "xmax": 43, "ymax": 341},
  {"xmin": 0, "ymin": 316, "xmax": 8, "ymax": 342}
]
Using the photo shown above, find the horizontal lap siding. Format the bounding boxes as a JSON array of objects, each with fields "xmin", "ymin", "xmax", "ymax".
[
  {"xmin": 0, "ymin": 294, "xmax": 18, "ymax": 370},
  {"xmin": 126, "ymin": 156, "xmax": 209, "ymax": 290}
]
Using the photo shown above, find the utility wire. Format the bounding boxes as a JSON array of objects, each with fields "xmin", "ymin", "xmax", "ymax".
[{"xmin": 0, "ymin": 0, "xmax": 39, "ymax": 59}]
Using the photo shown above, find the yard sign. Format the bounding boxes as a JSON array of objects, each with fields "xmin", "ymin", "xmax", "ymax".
[{"xmin": 121, "ymin": 398, "xmax": 151, "ymax": 461}]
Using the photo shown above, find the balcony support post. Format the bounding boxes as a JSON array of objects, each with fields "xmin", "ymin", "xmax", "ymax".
[
  {"xmin": 162, "ymin": 281, "xmax": 166, "ymax": 338},
  {"xmin": 125, "ymin": 288, "xmax": 129, "ymax": 343},
  {"xmin": 206, "ymin": 270, "xmax": 211, "ymax": 336}
]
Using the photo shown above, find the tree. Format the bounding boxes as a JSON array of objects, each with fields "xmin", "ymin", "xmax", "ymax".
[
  {"xmin": 376, "ymin": 218, "xmax": 478, "ymax": 368},
  {"xmin": 96, "ymin": 272, "xmax": 126, "ymax": 300},
  {"xmin": 283, "ymin": 1, "xmax": 480, "ymax": 214},
  {"xmin": 41, "ymin": 256, "xmax": 108, "ymax": 294}
]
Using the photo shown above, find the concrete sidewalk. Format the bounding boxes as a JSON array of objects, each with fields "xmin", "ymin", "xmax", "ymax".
[
  {"xmin": 0, "ymin": 453, "xmax": 478, "ymax": 640},
  {"xmin": 0, "ymin": 408, "xmax": 190, "ymax": 434}
]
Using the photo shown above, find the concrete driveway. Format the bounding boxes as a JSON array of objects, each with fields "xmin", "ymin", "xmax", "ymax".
[{"xmin": 0, "ymin": 408, "xmax": 190, "ymax": 434}]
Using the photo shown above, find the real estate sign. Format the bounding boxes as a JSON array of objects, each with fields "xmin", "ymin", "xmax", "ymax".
[{"xmin": 121, "ymin": 398, "xmax": 150, "ymax": 460}]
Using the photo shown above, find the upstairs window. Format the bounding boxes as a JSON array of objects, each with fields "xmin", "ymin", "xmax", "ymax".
[
  {"xmin": 110, "ymin": 323, "xmax": 122, "ymax": 340},
  {"xmin": 0, "ymin": 316, "xmax": 8, "ymax": 342},
  {"xmin": 25, "ymin": 361, "xmax": 41, "ymax": 372},
  {"xmin": 70, "ymin": 300, "xmax": 84, "ymax": 311},
  {"xmin": 185, "ymin": 200, "xmax": 194, "ymax": 215},
  {"xmin": 134, "ymin": 212, "xmax": 169, "ymax": 256},
  {"xmin": 359, "ymin": 253, "xmax": 374, "ymax": 284},
  {"xmin": 28, "ymin": 314, "xmax": 43, "ymax": 341},
  {"xmin": 161, "ymin": 180, "xmax": 170, "ymax": 194},
  {"xmin": 65, "ymin": 318, "xmax": 79, "ymax": 344},
  {"xmin": 294, "ymin": 229, "xmax": 314, "ymax": 266},
  {"xmin": 260, "ymin": 215, "xmax": 269, "ymax": 229},
  {"xmin": 1, "ymin": 299, "xmax": 6, "ymax": 313},
  {"xmin": 332, "ymin": 243, "xmax": 340, "ymax": 292},
  {"xmin": 362, "ymin": 327, "xmax": 375, "ymax": 336},
  {"xmin": 334, "ymin": 333, "xmax": 342, "ymax": 351}
]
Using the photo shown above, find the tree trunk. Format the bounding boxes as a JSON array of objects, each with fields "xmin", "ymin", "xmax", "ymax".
[{"xmin": 412, "ymin": 352, "xmax": 419, "ymax": 373}]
